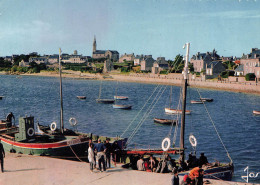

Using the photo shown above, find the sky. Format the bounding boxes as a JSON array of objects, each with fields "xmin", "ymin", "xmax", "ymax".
[{"xmin": 0, "ymin": 0, "xmax": 259, "ymax": 60}]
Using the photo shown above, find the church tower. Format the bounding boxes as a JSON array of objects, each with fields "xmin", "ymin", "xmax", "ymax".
[{"xmin": 93, "ymin": 36, "xmax": 97, "ymax": 53}]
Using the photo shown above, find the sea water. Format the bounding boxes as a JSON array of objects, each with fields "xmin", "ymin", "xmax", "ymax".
[{"xmin": 0, "ymin": 75, "xmax": 259, "ymax": 183}]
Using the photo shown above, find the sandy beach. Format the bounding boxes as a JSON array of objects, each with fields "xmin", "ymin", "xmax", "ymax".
[
  {"xmin": 0, "ymin": 153, "xmax": 255, "ymax": 185},
  {"xmin": 13, "ymin": 71, "xmax": 260, "ymax": 95}
]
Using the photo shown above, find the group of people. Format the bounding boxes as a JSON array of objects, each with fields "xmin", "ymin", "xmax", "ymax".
[{"xmin": 87, "ymin": 138, "xmax": 121, "ymax": 173}]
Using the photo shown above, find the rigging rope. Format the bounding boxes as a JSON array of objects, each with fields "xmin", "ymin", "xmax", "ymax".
[
  {"xmin": 195, "ymin": 88, "xmax": 233, "ymax": 164},
  {"xmin": 120, "ymin": 84, "xmax": 160, "ymax": 138},
  {"xmin": 126, "ymin": 85, "xmax": 167, "ymax": 146}
]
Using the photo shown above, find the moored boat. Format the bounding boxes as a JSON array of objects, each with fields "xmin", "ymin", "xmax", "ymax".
[
  {"xmin": 253, "ymin": 110, "xmax": 260, "ymax": 115},
  {"xmin": 165, "ymin": 108, "xmax": 191, "ymax": 114},
  {"xmin": 77, "ymin": 96, "xmax": 86, "ymax": 99},
  {"xmin": 96, "ymin": 99, "xmax": 115, "ymax": 104},
  {"xmin": 200, "ymin": 98, "xmax": 213, "ymax": 102},
  {"xmin": 190, "ymin": 100, "xmax": 203, "ymax": 104},
  {"xmin": 113, "ymin": 104, "xmax": 132, "ymax": 109},
  {"xmin": 154, "ymin": 118, "xmax": 177, "ymax": 125},
  {"xmin": 114, "ymin": 96, "xmax": 128, "ymax": 100}
]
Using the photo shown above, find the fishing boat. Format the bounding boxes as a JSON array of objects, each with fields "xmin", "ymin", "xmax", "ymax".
[
  {"xmin": 77, "ymin": 96, "xmax": 86, "ymax": 99},
  {"xmin": 253, "ymin": 110, "xmax": 260, "ymax": 115},
  {"xmin": 165, "ymin": 108, "xmax": 191, "ymax": 114},
  {"xmin": 96, "ymin": 81, "xmax": 115, "ymax": 104},
  {"xmin": 154, "ymin": 118, "xmax": 177, "ymax": 125},
  {"xmin": 200, "ymin": 98, "xmax": 213, "ymax": 102},
  {"xmin": 114, "ymin": 96, "xmax": 128, "ymax": 100},
  {"xmin": 113, "ymin": 104, "xmax": 132, "ymax": 109},
  {"xmin": 121, "ymin": 43, "xmax": 234, "ymax": 181},
  {"xmin": 0, "ymin": 49, "xmax": 127, "ymax": 158},
  {"xmin": 190, "ymin": 100, "xmax": 203, "ymax": 104}
]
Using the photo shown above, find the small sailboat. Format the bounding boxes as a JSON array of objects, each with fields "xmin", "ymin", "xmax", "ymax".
[
  {"xmin": 112, "ymin": 82, "xmax": 132, "ymax": 109},
  {"xmin": 165, "ymin": 86, "xmax": 191, "ymax": 114},
  {"xmin": 253, "ymin": 110, "xmax": 260, "ymax": 115},
  {"xmin": 96, "ymin": 81, "xmax": 115, "ymax": 104},
  {"xmin": 190, "ymin": 100, "xmax": 203, "ymax": 104},
  {"xmin": 153, "ymin": 118, "xmax": 177, "ymax": 125}
]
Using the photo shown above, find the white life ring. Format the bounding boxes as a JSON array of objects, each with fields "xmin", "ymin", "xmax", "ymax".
[
  {"xmin": 69, "ymin": 117, "xmax": 77, "ymax": 126},
  {"xmin": 50, "ymin": 122, "xmax": 57, "ymax": 131},
  {"xmin": 27, "ymin": 128, "xmax": 35, "ymax": 137},
  {"xmin": 161, "ymin": 137, "xmax": 171, "ymax": 151},
  {"xmin": 189, "ymin": 135, "xmax": 197, "ymax": 147}
]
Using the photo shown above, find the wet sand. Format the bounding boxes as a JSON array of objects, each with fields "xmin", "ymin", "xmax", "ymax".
[{"xmin": 0, "ymin": 153, "xmax": 255, "ymax": 185}]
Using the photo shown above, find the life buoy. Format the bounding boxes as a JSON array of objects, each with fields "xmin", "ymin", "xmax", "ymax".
[
  {"xmin": 189, "ymin": 135, "xmax": 197, "ymax": 147},
  {"xmin": 69, "ymin": 117, "xmax": 77, "ymax": 126},
  {"xmin": 27, "ymin": 128, "xmax": 35, "ymax": 137},
  {"xmin": 161, "ymin": 137, "xmax": 171, "ymax": 151},
  {"xmin": 50, "ymin": 122, "xmax": 57, "ymax": 131}
]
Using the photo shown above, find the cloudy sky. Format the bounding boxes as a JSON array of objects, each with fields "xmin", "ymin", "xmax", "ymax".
[{"xmin": 0, "ymin": 0, "xmax": 259, "ymax": 59}]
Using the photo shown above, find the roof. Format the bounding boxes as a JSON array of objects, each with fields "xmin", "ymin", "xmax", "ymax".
[
  {"xmin": 93, "ymin": 50, "xmax": 106, "ymax": 54},
  {"xmin": 206, "ymin": 61, "xmax": 222, "ymax": 68},
  {"xmin": 235, "ymin": 64, "xmax": 244, "ymax": 72}
]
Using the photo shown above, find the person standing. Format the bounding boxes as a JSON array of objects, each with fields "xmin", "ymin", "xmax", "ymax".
[
  {"xmin": 171, "ymin": 168, "xmax": 179, "ymax": 185},
  {"xmin": 88, "ymin": 143, "xmax": 95, "ymax": 173},
  {"xmin": 104, "ymin": 138, "xmax": 112, "ymax": 168},
  {"xmin": 0, "ymin": 139, "xmax": 5, "ymax": 173},
  {"xmin": 94, "ymin": 138, "xmax": 106, "ymax": 172}
]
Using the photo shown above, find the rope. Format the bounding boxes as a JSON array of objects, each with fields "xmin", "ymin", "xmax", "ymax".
[
  {"xmin": 68, "ymin": 142, "xmax": 85, "ymax": 162},
  {"xmin": 126, "ymin": 85, "xmax": 167, "ymax": 145},
  {"xmin": 195, "ymin": 88, "xmax": 233, "ymax": 164},
  {"xmin": 120, "ymin": 84, "xmax": 160, "ymax": 138}
]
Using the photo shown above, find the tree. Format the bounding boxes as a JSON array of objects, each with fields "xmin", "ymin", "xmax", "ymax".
[{"xmin": 168, "ymin": 55, "xmax": 184, "ymax": 73}]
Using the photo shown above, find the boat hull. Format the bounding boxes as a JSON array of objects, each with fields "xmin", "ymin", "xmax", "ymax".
[
  {"xmin": 165, "ymin": 108, "xmax": 191, "ymax": 115},
  {"xmin": 96, "ymin": 99, "xmax": 115, "ymax": 104},
  {"xmin": 190, "ymin": 100, "xmax": 203, "ymax": 104},
  {"xmin": 114, "ymin": 96, "xmax": 128, "ymax": 100},
  {"xmin": 0, "ymin": 135, "xmax": 89, "ymax": 157},
  {"xmin": 113, "ymin": 104, "xmax": 132, "ymax": 109},
  {"xmin": 154, "ymin": 118, "xmax": 177, "ymax": 125},
  {"xmin": 253, "ymin": 110, "xmax": 260, "ymax": 115},
  {"xmin": 77, "ymin": 96, "xmax": 86, "ymax": 99},
  {"xmin": 200, "ymin": 98, "xmax": 213, "ymax": 102}
]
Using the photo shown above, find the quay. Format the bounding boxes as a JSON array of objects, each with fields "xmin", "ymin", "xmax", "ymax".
[{"xmin": 0, "ymin": 153, "xmax": 255, "ymax": 185}]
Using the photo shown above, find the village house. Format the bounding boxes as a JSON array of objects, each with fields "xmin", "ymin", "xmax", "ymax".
[
  {"xmin": 29, "ymin": 56, "xmax": 48, "ymax": 64},
  {"xmin": 119, "ymin": 53, "xmax": 135, "ymax": 63},
  {"xmin": 151, "ymin": 57, "xmax": 169, "ymax": 74},
  {"xmin": 205, "ymin": 61, "xmax": 226, "ymax": 75},
  {"xmin": 140, "ymin": 57, "xmax": 155, "ymax": 71},
  {"xmin": 92, "ymin": 36, "xmax": 119, "ymax": 61},
  {"xmin": 190, "ymin": 49, "xmax": 221, "ymax": 74},
  {"xmin": 19, "ymin": 60, "xmax": 30, "ymax": 67},
  {"xmin": 239, "ymin": 48, "xmax": 260, "ymax": 79},
  {"xmin": 134, "ymin": 55, "xmax": 152, "ymax": 66}
]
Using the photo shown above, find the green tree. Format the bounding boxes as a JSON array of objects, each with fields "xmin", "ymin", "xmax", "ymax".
[{"xmin": 168, "ymin": 54, "xmax": 184, "ymax": 73}]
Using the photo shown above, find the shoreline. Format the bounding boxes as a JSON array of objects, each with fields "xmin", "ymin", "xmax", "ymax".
[{"xmin": 1, "ymin": 71, "xmax": 260, "ymax": 95}]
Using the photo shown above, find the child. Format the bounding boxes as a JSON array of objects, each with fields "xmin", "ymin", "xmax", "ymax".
[{"xmin": 88, "ymin": 143, "xmax": 95, "ymax": 173}]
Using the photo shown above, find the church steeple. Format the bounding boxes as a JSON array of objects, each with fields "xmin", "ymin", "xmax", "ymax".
[{"xmin": 93, "ymin": 35, "xmax": 97, "ymax": 53}]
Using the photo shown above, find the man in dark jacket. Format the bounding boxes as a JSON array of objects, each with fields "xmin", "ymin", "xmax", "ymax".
[
  {"xmin": 104, "ymin": 138, "xmax": 112, "ymax": 168},
  {"xmin": 0, "ymin": 139, "xmax": 5, "ymax": 172}
]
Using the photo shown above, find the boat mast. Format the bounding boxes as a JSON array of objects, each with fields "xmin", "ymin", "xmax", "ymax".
[
  {"xmin": 59, "ymin": 48, "xmax": 64, "ymax": 134},
  {"xmin": 180, "ymin": 43, "xmax": 190, "ymax": 162}
]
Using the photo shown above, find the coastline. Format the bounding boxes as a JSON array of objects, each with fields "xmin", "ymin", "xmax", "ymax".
[{"xmin": 1, "ymin": 71, "xmax": 259, "ymax": 95}]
